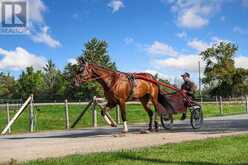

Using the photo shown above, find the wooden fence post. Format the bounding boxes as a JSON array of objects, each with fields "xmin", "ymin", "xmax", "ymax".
[
  {"xmin": 215, "ymin": 96, "xmax": 218, "ymax": 108},
  {"xmin": 92, "ymin": 96, "xmax": 97, "ymax": 128},
  {"xmin": 64, "ymin": 99, "xmax": 70, "ymax": 129},
  {"xmin": 6, "ymin": 103, "xmax": 11, "ymax": 134},
  {"xmin": 29, "ymin": 94, "xmax": 34, "ymax": 132},
  {"xmin": 245, "ymin": 96, "xmax": 248, "ymax": 113},
  {"xmin": 116, "ymin": 105, "xmax": 120, "ymax": 124},
  {"xmin": 1, "ymin": 95, "xmax": 32, "ymax": 135},
  {"xmin": 219, "ymin": 96, "xmax": 223, "ymax": 115}
]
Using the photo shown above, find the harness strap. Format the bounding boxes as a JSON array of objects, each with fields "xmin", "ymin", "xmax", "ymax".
[{"xmin": 127, "ymin": 74, "xmax": 136, "ymax": 100}]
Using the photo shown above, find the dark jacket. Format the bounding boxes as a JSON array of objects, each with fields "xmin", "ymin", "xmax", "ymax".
[{"xmin": 181, "ymin": 79, "xmax": 196, "ymax": 97}]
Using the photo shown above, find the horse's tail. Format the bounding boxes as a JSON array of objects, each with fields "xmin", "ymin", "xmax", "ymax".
[{"xmin": 157, "ymin": 89, "xmax": 174, "ymax": 114}]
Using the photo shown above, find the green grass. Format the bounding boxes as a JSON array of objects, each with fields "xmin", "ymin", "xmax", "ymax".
[
  {"xmin": 0, "ymin": 103, "xmax": 246, "ymax": 134},
  {"xmin": 0, "ymin": 104, "xmax": 151, "ymax": 133},
  {"xmin": 202, "ymin": 103, "xmax": 246, "ymax": 117},
  {"xmin": 21, "ymin": 134, "xmax": 248, "ymax": 165}
]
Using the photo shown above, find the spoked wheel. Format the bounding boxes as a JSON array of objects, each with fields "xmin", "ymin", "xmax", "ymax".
[
  {"xmin": 190, "ymin": 106, "xmax": 203, "ymax": 129},
  {"xmin": 160, "ymin": 113, "xmax": 173, "ymax": 129}
]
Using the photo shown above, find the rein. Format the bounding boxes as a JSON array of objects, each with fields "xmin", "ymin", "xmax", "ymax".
[
  {"xmin": 84, "ymin": 71, "xmax": 180, "ymax": 93},
  {"xmin": 81, "ymin": 65, "xmax": 191, "ymax": 102}
]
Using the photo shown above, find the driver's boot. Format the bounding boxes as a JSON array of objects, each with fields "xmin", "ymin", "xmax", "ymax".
[{"xmin": 180, "ymin": 113, "xmax": 187, "ymax": 120}]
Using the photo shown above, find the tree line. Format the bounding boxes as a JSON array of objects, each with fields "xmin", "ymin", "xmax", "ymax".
[
  {"xmin": 200, "ymin": 42, "xmax": 248, "ymax": 97},
  {"xmin": 0, "ymin": 38, "xmax": 248, "ymax": 101},
  {"xmin": 0, "ymin": 38, "xmax": 116, "ymax": 101}
]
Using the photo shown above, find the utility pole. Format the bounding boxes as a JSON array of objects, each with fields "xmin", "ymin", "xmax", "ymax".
[{"xmin": 198, "ymin": 61, "xmax": 203, "ymax": 104}]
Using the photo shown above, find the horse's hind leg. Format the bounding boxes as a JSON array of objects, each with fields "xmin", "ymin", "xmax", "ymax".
[
  {"xmin": 150, "ymin": 88, "xmax": 159, "ymax": 131},
  {"xmin": 140, "ymin": 95, "xmax": 153, "ymax": 131},
  {"xmin": 151, "ymin": 97, "xmax": 159, "ymax": 131}
]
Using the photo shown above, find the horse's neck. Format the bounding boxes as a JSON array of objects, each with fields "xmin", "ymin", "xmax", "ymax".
[{"xmin": 92, "ymin": 65, "xmax": 116, "ymax": 91}]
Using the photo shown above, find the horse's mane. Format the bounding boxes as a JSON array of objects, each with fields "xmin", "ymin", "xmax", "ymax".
[
  {"xmin": 89, "ymin": 63, "xmax": 155, "ymax": 78},
  {"xmin": 89, "ymin": 63, "xmax": 120, "ymax": 74}
]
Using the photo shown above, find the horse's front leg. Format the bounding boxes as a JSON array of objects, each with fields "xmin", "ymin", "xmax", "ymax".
[
  {"xmin": 119, "ymin": 101, "xmax": 128, "ymax": 133},
  {"xmin": 101, "ymin": 105, "xmax": 117, "ymax": 127}
]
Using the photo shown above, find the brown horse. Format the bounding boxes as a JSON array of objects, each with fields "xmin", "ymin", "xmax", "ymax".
[{"xmin": 75, "ymin": 60, "xmax": 159, "ymax": 133}]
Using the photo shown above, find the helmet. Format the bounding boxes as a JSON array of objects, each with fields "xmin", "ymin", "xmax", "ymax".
[{"xmin": 181, "ymin": 72, "xmax": 190, "ymax": 78}]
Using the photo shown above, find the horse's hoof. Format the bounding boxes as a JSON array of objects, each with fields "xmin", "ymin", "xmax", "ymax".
[
  {"xmin": 140, "ymin": 129, "xmax": 150, "ymax": 134},
  {"xmin": 148, "ymin": 128, "xmax": 154, "ymax": 132},
  {"xmin": 111, "ymin": 123, "xmax": 117, "ymax": 127},
  {"xmin": 155, "ymin": 128, "xmax": 159, "ymax": 132},
  {"xmin": 121, "ymin": 130, "xmax": 128, "ymax": 134}
]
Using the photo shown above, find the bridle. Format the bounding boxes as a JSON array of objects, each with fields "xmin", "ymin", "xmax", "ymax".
[
  {"xmin": 79, "ymin": 64, "xmax": 115, "ymax": 83},
  {"xmin": 81, "ymin": 74, "xmax": 111, "ymax": 82}
]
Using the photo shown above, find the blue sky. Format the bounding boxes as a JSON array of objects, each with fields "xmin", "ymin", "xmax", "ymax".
[{"xmin": 1, "ymin": 0, "xmax": 248, "ymax": 84}]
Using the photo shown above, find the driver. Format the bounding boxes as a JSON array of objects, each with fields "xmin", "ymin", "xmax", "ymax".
[{"xmin": 180, "ymin": 72, "xmax": 197, "ymax": 120}]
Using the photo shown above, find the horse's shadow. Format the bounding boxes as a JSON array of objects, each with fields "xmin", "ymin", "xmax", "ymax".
[
  {"xmin": 0, "ymin": 127, "xmax": 142, "ymax": 140},
  {"xmin": 117, "ymin": 153, "xmax": 245, "ymax": 165},
  {"xmin": 1, "ymin": 118, "xmax": 248, "ymax": 140}
]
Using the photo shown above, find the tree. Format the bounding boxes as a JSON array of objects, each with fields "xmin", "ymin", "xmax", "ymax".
[
  {"xmin": 79, "ymin": 38, "xmax": 116, "ymax": 70},
  {"xmin": 43, "ymin": 60, "xmax": 64, "ymax": 100},
  {"xmin": 200, "ymin": 42, "xmax": 248, "ymax": 97},
  {"xmin": 17, "ymin": 67, "xmax": 45, "ymax": 99},
  {"xmin": 232, "ymin": 68, "xmax": 248, "ymax": 96},
  {"xmin": 0, "ymin": 72, "xmax": 16, "ymax": 99},
  {"xmin": 64, "ymin": 38, "xmax": 117, "ymax": 100}
]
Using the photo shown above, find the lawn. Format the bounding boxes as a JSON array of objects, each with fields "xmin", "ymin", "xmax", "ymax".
[
  {"xmin": 0, "ymin": 102, "xmax": 246, "ymax": 134},
  {"xmin": 21, "ymin": 134, "xmax": 248, "ymax": 165}
]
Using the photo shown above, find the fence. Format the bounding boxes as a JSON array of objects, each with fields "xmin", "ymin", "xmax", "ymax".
[{"xmin": 0, "ymin": 96, "xmax": 248, "ymax": 135}]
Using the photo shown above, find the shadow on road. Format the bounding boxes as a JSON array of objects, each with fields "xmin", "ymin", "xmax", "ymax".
[
  {"xmin": 1, "ymin": 118, "xmax": 248, "ymax": 140},
  {"xmin": 118, "ymin": 152, "xmax": 247, "ymax": 165}
]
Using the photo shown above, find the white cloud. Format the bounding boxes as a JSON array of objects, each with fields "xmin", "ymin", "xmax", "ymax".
[
  {"xmin": 147, "ymin": 37, "xmax": 232, "ymax": 75},
  {"xmin": 67, "ymin": 58, "xmax": 77, "ymax": 65},
  {"xmin": 235, "ymin": 56, "xmax": 248, "ymax": 69},
  {"xmin": 187, "ymin": 37, "xmax": 231, "ymax": 52},
  {"xmin": 147, "ymin": 41, "xmax": 178, "ymax": 57},
  {"xmin": 0, "ymin": 0, "xmax": 61, "ymax": 48},
  {"xmin": 26, "ymin": 0, "xmax": 61, "ymax": 48},
  {"xmin": 0, "ymin": 47, "xmax": 47, "ymax": 70},
  {"xmin": 28, "ymin": 0, "xmax": 46, "ymax": 23},
  {"xmin": 0, "ymin": 0, "xmax": 46, "ymax": 24},
  {"xmin": 0, "ymin": 0, "xmax": 45, "ymax": 22},
  {"xmin": 144, "ymin": 69, "xmax": 172, "ymax": 81},
  {"xmin": 187, "ymin": 38, "xmax": 210, "ymax": 52},
  {"xmin": 30, "ymin": 26, "xmax": 61, "ymax": 48},
  {"xmin": 242, "ymin": 0, "xmax": 248, "ymax": 7},
  {"xmin": 211, "ymin": 36, "xmax": 231, "ymax": 44},
  {"xmin": 124, "ymin": 37, "xmax": 134, "ymax": 45},
  {"xmin": 169, "ymin": 1, "xmax": 221, "ymax": 29},
  {"xmin": 176, "ymin": 31, "xmax": 187, "ymax": 38},
  {"xmin": 72, "ymin": 13, "xmax": 79, "ymax": 20},
  {"xmin": 108, "ymin": 0, "xmax": 124, "ymax": 13},
  {"xmin": 220, "ymin": 16, "xmax": 225, "ymax": 21},
  {"xmin": 178, "ymin": 8, "xmax": 208, "ymax": 28},
  {"xmin": 233, "ymin": 26, "xmax": 248, "ymax": 35},
  {"xmin": 153, "ymin": 54, "xmax": 201, "ymax": 72}
]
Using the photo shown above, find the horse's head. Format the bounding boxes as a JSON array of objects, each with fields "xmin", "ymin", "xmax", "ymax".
[{"xmin": 74, "ymin": 59, "xmax": 94, "ymax": 86}]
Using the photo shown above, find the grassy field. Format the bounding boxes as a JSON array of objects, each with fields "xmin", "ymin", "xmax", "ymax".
[
  {"xmin": 21, "ymin": 134, "xmax": 248, "ymax": 165},
  {"xmin": 0, "ymin": 103, "xmax": 246, "ymax": 133}
]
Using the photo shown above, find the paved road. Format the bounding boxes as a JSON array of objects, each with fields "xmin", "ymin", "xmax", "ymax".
[{"xmin": 0, "ymin": 114, "xmax": 248, "ymax": 164}]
